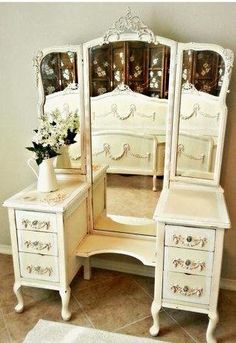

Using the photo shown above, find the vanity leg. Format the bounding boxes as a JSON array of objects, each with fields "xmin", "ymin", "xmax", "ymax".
[
  {"xmin": 59, "ymin": 287, "xmax": 71, "ymax": 321},
  {"xmin": 149, "ymin": 300, "xmax": 161, "ymax": 336},
  {"xmin": 206, "ymin": 311, "xmax": 218, "ymax": 343},
  {"xmin": 152, "ymin": 175, "xmax": 157, "ymax": 192},
  {"xmin": 83, "ymin": 258, "xmax": 91, "ymax": 280},
  {"xmin": 13, "ymin": 282, "xmax": 24, "ymax": 313}
]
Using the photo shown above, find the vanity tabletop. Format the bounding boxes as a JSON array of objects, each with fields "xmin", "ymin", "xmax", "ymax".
[
  {"xmin": 3, "ymin": 176, "xmax": 90, "ymax": 213},
  {"xmin": 154, "ymin": 185, "xmax": 230, "ymax": 229}
]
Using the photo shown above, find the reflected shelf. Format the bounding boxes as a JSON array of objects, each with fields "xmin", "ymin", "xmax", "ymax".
[{"xmin": 94, "ymin": 213, "xmax": 156, "ymax": 236}]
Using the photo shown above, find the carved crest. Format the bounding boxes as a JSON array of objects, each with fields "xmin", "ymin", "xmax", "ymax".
[{"xmin": 103, "ymin": 8, "xmax": 157, "ymax": 44}]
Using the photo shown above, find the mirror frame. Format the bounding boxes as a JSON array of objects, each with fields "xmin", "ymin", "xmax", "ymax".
[
  {"xmin": 83, "ymin": 29, "xmax": 177, "ymax": 230},
  {"xmin": 34, "ymin": 45, "xmax": 86, "ymax": 175},
  {"xmin": 170, "ymin": 42, "xmax": 234, "ymax": 186}
]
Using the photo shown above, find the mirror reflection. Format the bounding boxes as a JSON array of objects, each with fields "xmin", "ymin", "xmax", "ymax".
[
  {"xmin": 176, "ymin": 50, "xmax": 224, "ymax": 180},
  {"xmin": 41, "ymin": 52, "xmax": 81, "ymax": 169},
  {"xmin": 90, "ymin": 41, "xmax": 171, "ymax": 235}
]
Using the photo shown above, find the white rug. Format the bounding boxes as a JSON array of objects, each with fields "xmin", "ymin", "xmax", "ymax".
[{"xmin": 23, "ymin": 320, "xmax": 167, "ymax": 343}]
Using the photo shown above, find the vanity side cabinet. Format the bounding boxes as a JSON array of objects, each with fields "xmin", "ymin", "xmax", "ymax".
[
  {"xmin": 4, "ymin": 184, "xmax": 89, "ymax": 321},
  {"xmin": 151, "ymin": 223, "xmax": 225, "ymax": 342}
]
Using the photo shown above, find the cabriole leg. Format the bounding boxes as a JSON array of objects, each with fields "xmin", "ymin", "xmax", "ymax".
[
  {"xmin": 150, "ymin": 300, "xmax": 161, "ymax": 336},
  {"xmin": 206, "ymin": 311, "xmax": 218, "ymax": 343},
  {"xmin": 83, "ymin": 258, "xmax": 91, "ymax": 280},
  {"xmin": 59, "ymin": 287, "xmax": 71, "ymax": 321},
  {"xmin": 152, "ymin": 175, "xmax": 157, "ymax": 192},
  {"xmin": 13, "ymin": 282, "xmax": 24, "ymax": 313}
]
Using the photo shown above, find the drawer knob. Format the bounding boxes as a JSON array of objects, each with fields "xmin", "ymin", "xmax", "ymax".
[
  {"xmin": 185, "ymin": 259, "xmax": 191, "ymax": 266},
  {"xmin": 187, "ymin": 236, "xmax": 192, "ymax": 242},
  {"xmin": 171, "ymin": 284, "xmax": 203, "ymax": 297},
  {"xmin": 26, "ymin": 265, "xmax": 53, "ymax": 276},
  {"xmin": 183, "ymin": 286, "xmax": 189, "ymax": 292}
]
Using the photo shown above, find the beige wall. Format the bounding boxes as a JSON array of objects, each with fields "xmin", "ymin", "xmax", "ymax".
[{"xmin": 1, "ymin": 3, "xmax": 236, "ymax": 280}]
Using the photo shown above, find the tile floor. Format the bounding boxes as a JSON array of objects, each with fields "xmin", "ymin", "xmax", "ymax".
[{"xmin": 0, "ymin": 254, "xmax": 236, "ymax": 343}]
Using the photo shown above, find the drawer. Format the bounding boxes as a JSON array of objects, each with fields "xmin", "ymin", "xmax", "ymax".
[
  {"xmin": 165, "ymin": 225, "xmax": 215, "ymax": 251},
  {"xmin": 164, "ymin": 247, "xmax": 214, "ymax": 276},
  {"xmin": 163, "ymin": 271, "xmax": 211, "ymax": 305},
  {"xmin": 16, "ymin": 211, "xmax": 57, "ymax": 233},
  {"xmin": 17, "ymin": 230, "xmax": 58, "ymax": 256},
  {"xmin": 19, "ymin": 252, "xmax": 59, "ymax": 282}
]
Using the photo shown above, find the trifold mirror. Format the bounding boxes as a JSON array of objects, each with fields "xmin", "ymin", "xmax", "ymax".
[
  {"xmin": 171, "ymin": 44, "xmax": 232, "ymax": 185},
  {"xmin": 35, "ymin": 46, "xmax": 85, "ymax": 173},
  {"xmin": 34, "ymin": 10, "xmax": 232, "ymax": 237},
  {"xmin": 83, "ymin": 30, "xmax": 177, "ymax": 236}
]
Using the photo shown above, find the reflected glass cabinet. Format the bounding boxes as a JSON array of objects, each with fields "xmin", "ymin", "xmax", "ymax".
[
  {"xmin": 90, "ymin": 42, "xmax": 170, "ymax": 98},
  {"xmin": 41, "ymin": 52, "xmax": 78, "ymax": 96}
]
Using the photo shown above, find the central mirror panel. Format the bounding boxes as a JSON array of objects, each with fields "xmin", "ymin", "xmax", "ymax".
[
  {"xmin": 89, "ymin": 40, "xmax": 172, "ymax": 236},
  {"xmin": 175, "ymin": 49, "xmax": 225, "ymax": 180}
]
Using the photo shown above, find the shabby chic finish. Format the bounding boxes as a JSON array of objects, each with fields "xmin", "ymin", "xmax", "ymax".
[{"xmin": 3, "ymin": 9, "xmax": 234, "ymax": 343}]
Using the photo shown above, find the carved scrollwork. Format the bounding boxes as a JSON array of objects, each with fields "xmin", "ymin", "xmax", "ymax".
[
  {"xmin": 21, "ymin": 219, "xmax": 50, "ymax": 231},
  {"xmin": 33, "ymin": 50, "xmax": 43, "ymax": 87},
  {"xmin": 172, "ymin": 258, "xmax": 206, "ymax": 272},
  {"xmin": 103, "ymin": 8, "xmax": 157, "ymax": 44},
  {"xmin": 93, "ymin": 143, "xmax": 150, "ymax": 161},
  {"xmin": 172, "ymin": 234, "xmax": 208, "ymax": 248},
  {"xmin": 180, "ymin": 102, "xmax": 220, "ymax": 121},
  {"xmin": 171, "ymin": 284, "xmax": 203, "ymax": 297},
  {"xmin": 93, "ymin": 103, "xmax": 156, "ymax": 121},
  {"xmin": 178, "ymin": 144, "xmax": 205, "ymax": 164},
  {"xmin": 24, "ymin": 240, "xmax": 52, "ymax": 251},
  {"xmin": 222, "ymin": 48, "xmax": 234, "ymax": 76},
  {"xmin": 26, "ymin": 265, "xmax": 53, "ymax": 276},
  {"xmin": 41, "ymin": 193, "xmax": 67, "ymax": 206}
]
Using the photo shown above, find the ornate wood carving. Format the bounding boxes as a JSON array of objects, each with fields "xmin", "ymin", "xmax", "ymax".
[
  {"xmin": 171, "ymin": 284, "xmax": 203, "ymax": 297},
  {"xmin": 172, "ymin": 234, "xmax": 208, "ymax": 248},
  {"xmin": 103, "ymin": 8, "xmax": 157, "ymax": 44}
]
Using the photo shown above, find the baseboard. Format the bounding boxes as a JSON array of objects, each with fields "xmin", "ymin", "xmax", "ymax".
[
  {"xmin": 0, "ymin": 244, "xmax": 12, "ymax": 255},
  {"xmin": 91, "ymin": 256, "xmax": 155, "ymax": 278},
  {"xmin": 1, "ymin": 244, "xmax": 236, "ymax": 290},
  {"xmin": 220, "ymin": 278, "xmax": 236, "ymax": 291}
]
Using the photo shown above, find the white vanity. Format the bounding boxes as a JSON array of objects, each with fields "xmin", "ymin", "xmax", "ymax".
[{"xmin": 3, "ymin": 9, "xmax": 233, "ymax": 343}]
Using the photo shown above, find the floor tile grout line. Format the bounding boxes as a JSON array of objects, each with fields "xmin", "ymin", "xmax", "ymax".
[
  {"xmin": 132, "ymin": 278, "xmax": 154, "ymax": 300},
  {"xmin": 163, "ymin": 309, "xmax": 199, "ymax": 343},
  {"xmin": 0, "ymin": 307, "xmax": 13, "ymax": 343},
  {"xmin": 71, "ymin": 271, "xmax": 124, "ymax": 293},
  {"xmin": 114, "ymin": 315, "xmax": 152, "ymax": 333},
  {"xmin": 71, "ymin": 293, "xmax": 96, "ymax": 329}
]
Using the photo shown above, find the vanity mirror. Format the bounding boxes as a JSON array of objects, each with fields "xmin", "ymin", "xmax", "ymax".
[
  {"xmin": 84, "ymin": 30, "xmax": 176, "ymax": 235},
  {"xmin": 35, "ymin": 46, "xmax": 85, "ymax": 173},
  {"xmin": 171, "ymin": 44, "xmax": 232, "ymax": 184}
]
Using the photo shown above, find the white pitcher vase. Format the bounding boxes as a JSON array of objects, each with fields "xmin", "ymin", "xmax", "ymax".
[
  {"xmin": 27, "ymin": 157, "xmax": 58, "ymax": 193},
  {"xmin": 55, "ymin": 145, "xmax": 72, "ymax": 169}
]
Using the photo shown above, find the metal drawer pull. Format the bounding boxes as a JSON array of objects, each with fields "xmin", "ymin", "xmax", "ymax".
[
  {"xmin": 26, "ymin": 265, "xmax": 53, "ymax": 276},
  {"xmin": 171, "ymin": 284, "xmax": 203, "ymax": 297},
  {"xmin": 24, "ymin": 240, "xmax": 52, "ymax": 251},
  {"xmin": 21, "ymin": 219, "xmax": 50, "ymax": 231},
  {"xmin": 172, "ymin": 258, "xmax": 206, "ymax": 271},
  {"xmin": 172, "ymin": 234, "xmax": 207, "ymax": 248}
]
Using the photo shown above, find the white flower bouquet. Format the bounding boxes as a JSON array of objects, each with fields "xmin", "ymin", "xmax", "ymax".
[{"xmin": 26, "ymin": 108, "xmax": 80, "ymax": 165}]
